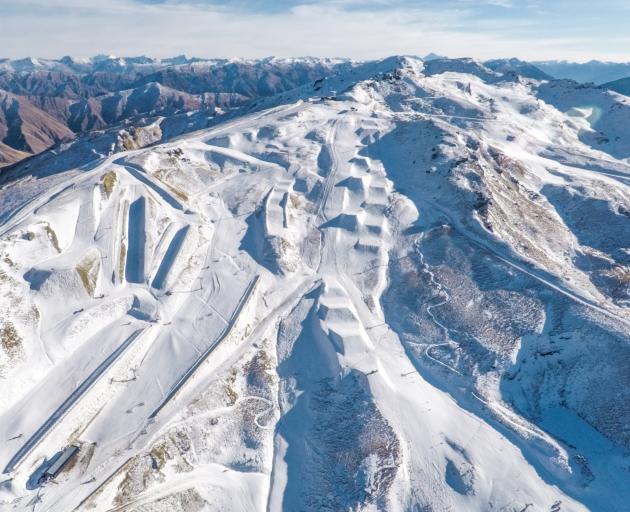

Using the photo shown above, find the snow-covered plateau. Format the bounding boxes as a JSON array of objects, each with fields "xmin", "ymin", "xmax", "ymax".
[{"xmin": 0, "ymin": 55, "xmax": 629, "ymax": 511}]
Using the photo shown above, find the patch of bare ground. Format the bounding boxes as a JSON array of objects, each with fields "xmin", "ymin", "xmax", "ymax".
[
  {"xmin": 44, "ymin": 223, "xmax": 61, "ymax": 252},
  {"xmin": 76, "ymin": 252, "xmax": 101, "ymax": 297},
  {"xmin": 0, "ymin": 321, "xmax": 22, "ymax": 360},
  {"xmin": 101, "ymin": 170, "xmax": 117, "ymax": 198}
]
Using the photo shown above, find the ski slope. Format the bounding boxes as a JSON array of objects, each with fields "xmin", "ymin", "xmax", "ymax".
[{"xmin": 0, "ymin": 56, "xmax": 629, "ymax": 511}]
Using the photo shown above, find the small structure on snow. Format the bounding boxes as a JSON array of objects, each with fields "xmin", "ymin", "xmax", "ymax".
[{"xmin": 39, "ymin": 445, "xmax": 79, "ymax": 483}]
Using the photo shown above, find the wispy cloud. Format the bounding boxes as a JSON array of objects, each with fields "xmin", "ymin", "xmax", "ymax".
[{"xmin": 1, "ymin": 0, "xmax": 629, "ymax": 61}]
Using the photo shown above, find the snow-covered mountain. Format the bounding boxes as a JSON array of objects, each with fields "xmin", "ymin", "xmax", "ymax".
[
  {"xmin": 0, "ymin": 56, "xmax": 355, "ymax": 167},
  {"xmin": 485, "ymin": 58, "xmax": 553, "ymax": 81},
  {"xmin": 0, "ymin": 55, "xmax": 629, "ymax": 511}
]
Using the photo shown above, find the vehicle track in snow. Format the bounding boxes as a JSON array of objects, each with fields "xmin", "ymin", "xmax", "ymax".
[{"xmin": 154, "ymin": 395, "xmax": 275, "ymax": 438}]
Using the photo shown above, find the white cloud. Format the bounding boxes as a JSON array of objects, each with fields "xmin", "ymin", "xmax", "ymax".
[{"xmin": 0, "ymin": 0, "xmax": 628, "ymax": 61}]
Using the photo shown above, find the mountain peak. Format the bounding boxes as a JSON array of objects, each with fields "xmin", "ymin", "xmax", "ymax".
[{"xmin": 423, "ymin": 52, "xmax": 445, "ymax": 61}]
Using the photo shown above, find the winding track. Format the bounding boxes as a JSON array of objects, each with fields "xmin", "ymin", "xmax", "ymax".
[
  {"xmin": 410, "ymin": 232, "xmax": 572, "ymax": 455},
  {"xmin": 413, "ymin": 235, "xmax": 463, "ymax": 376}
]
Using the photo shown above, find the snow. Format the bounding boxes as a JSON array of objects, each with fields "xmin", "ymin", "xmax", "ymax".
[{"xmin": 0, "ymin": 55, "xmax": 629, "ymax": 511}]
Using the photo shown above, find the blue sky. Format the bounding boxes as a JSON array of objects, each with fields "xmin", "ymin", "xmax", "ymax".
[{"xmin": 1, "ymin": 0, "xmax": 629, "ymax": 61}]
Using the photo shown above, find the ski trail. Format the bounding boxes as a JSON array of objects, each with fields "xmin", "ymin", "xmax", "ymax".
[
  {"xmin": 148, "ymin": 276, "xmax": 259, "ymax": 419},
  {"xmin": 151, "ymin": 225, "xmax": 189, "ymax": 290}
]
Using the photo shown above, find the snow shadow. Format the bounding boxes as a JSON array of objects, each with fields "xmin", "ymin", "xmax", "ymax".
[
  {"xmin": 125, "ymin": 196, "xmax": 146, "ymax": 284},
  {"xmin": 23, "ymin": 268, "xmax": 52, "ymax": 291},
  {"xmin": 151, "ymin": 225, "xmax": 189, "ymax": 289}
]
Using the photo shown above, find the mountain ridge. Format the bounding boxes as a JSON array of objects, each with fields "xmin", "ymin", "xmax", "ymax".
[{"xmin": 4, "ymin": 54, "xmax": 630, "ymax": 169}]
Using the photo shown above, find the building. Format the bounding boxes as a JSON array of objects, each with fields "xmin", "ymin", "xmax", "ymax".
[{"xmin": 40, "ymin": 445, "xmax": 79, "ymax": 483}]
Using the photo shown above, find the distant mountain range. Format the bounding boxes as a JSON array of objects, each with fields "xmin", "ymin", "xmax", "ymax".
[
  {"xmin": 0, "ymin": 56, "xmax": 354, "ymax": 167},
  {"xmin": 533, "ymin": 59, "xmax": 630, "ymax": 84},
  {"xmin": 2, "ymin": 55, "xmax": 630, "ymax": 169}
]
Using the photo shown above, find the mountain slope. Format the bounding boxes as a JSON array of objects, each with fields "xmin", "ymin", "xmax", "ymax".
[
  {"xmin": 0, "ymin": 90, "xmax": 74, "ymax": 165},
  {"xmin": 0, "ymin": 141, "xmax": 29, "ymax": 166},
  {"xmin": 0, "ymin": 56, "xmax": 628, "ymax": 512},
  {"xmin": 602, "ymin": 75, "xmax": 630, "ymax": 96}
]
